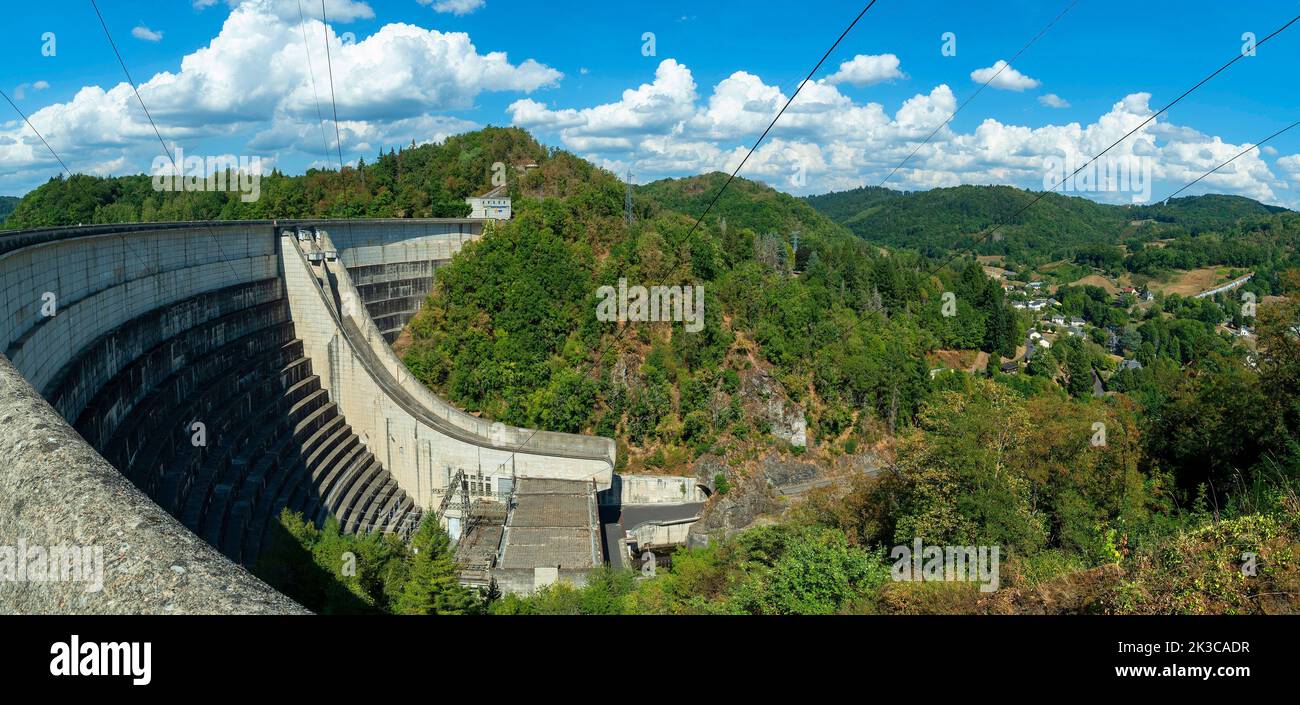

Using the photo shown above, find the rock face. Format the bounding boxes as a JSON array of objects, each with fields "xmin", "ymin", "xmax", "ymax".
[
  {"xmin": 691, "ymin": 455, "xmax": 727, "ymax": 493},
  {"xmin": 742, "ymin": 370, "xmax": 807, "ymax": 448},
  {"xmin": 686, "ymin": 449, "xmax": 887, "ymax": 548},
  {"xmin": 687, "ymin": 451, "xmax": 825, "ymax": 547},
  {"xmin": 686, "ymin": 474, "xmax": 772, "ymax": 548},
  {"xmin": 760, "ymin": 454, "xmax": 820, "ymax": 490}
]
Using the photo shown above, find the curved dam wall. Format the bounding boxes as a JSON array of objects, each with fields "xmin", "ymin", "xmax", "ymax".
[
  {"xmin": 322, "ymin": 219, "xmax": 480, "ymax": 341},
  {"xmin": 0, "ymin": 354, "xmax": 307, "ymax": 614},
  {"xmin": 0, "ymin": 219, "xmax": 614, "ymax": 612},
  {"xmin": 284, "ymin": 227, "xmax": 615, "ymax": 515}
]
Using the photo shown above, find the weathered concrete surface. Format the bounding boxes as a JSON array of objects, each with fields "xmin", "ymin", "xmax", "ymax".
[
  {"xmin": 598, "ymin": 474, "xmax": 708, "ymax": 506},
  {"xmin": 323, "ymin": 219, "xmax": 481, "ymax": 340},
  {"xmin": 598, "ymin": 487, "xmax": 705, "ymax": 568},
  {"xmin": 285, "ymin": 232, "xmax": 614, "ymax": 511},
  {"xmin": 0, "ymin": 219, "xmax": 617, "ymax": 612},
  {"xmin": 0, "ymin": 354, "xmax": 307, "ymax": 614},
  {"xmin": 628, "ymin": 519, "xmax": 693, "ymax": 548}
]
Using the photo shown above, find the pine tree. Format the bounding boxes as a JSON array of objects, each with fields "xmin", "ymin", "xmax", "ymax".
[{"xmin": 393, "ymin": 521, "xmax": 479, "ymax": 615}]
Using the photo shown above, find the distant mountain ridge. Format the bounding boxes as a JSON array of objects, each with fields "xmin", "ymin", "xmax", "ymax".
[
  {"xmin": 805, "ymin": 184, "xmax": 1292, "ymax": 260},
  {"xmin": 637, "ymin": 172, "xmax": 852, "ymax": 243}
]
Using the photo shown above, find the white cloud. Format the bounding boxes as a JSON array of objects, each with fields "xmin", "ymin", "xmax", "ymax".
[
  {"xmin": 971, "ymin": 60, "xmax": 1041, "ymax": 92},
  {"xmin": 420, "ymin": 0, "xmax": 485, "ymax": 15},
  {"xmin": 132, "ymin": 26, "xmax": 163, "ymax": 42},
  {"xmin": 11, "ymin": 81, "xmax": 49, "ymax": 100},
  {"xmin": 5, "ymin": 2, "xmax": 1295, "ymax": 212},
  {"xmin": 510, "ymin": 60, "xmax": 1294, "ymax": 208},
  {"xmin": 1278, "ymin": 154, "xmax": 1300, "ymax": 180},
  {"xmin": 0, "ymin": 0, "xmax": 557, "ymax": 193},
  {"xmin": 249, "ymin": 113, "xmax": 479, "ymax": 159},
  {"xmin": 509, "ymin": 59, "xmax": 696, "ymax": 153},
  {"xmin": 196, "ymin": 0, "xmax": 376, "ymax": 23},
  {"xmin": 825, "ymin": 54, "xmax": 905, "ymax": 87},
  {"xmin": 1038, "ymin": 93, "xmax": 1069, "ymax": 109}
]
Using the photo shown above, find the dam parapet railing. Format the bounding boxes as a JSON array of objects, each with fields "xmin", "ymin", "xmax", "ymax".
[
  {"xmin": 283, "ymin": 231, "xmax": 614, "ymax": 505},
  {"xmin": 310, "ymin": 227, "xmax": 617, "ymax": 471},
  {"xmin": 0, "ymin": 352, "xmax": 308, "ymax": 614}
]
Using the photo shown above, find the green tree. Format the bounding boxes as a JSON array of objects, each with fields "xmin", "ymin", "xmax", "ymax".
[{"xmin": 394, "ymin": 521, "xmax": 480, "ymax": 615}]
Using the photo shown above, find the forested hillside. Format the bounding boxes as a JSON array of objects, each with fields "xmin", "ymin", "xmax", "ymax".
[
  {"xmin": 0, "ymin": 196, "xmax": 18, "ymax": 224},
  {"xmin": 807, "ymin": 185, "xmax": 1298, "ymax": 288},
  {"xmin": 0, "ymin": 127, "xmax": 545, "ymax": 229},
  {"xmin": 398, "ymin": 133, "xmax": 1296, "ymax": 614},
  {"xmin": 401, "ymin": 141, "xmax": 1021, "ymax": 474},
  {"xmin": 4, "ymin": 127, "xmax": 1296, "ymax": 615},
  {"xmin": 807, "ymin": 184, "xmax": 1126, "ymax": 259}
]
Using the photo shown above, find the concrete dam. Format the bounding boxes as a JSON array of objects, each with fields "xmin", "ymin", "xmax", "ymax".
[{"xmin": 0, "ymin": 219, "xmax": 615, "ymax": 613}]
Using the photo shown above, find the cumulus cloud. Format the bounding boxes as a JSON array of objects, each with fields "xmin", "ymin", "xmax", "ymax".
[
  {"xmin": 0, "ymin": 0, "xmax": 557, "ymax": 192},
  {"xmin": 196, "ymin": 0, "xmax": 375, "ymax": 22},
  {"xmin": 132, "ymin": 26, "xmax": 163, "ymax": 42},
  {"xmin": 825, "ymin": 54, "xmax": 905, "ymax": 87},
  {"xmin": 419, "ymin": 0, "xmax": 486, "ymax": 15},
  {"xmin": 1278, "ymin": 154, "xmax": 1300, "ymax": 179},
  {"xmin": 5, "ymin": 0, "xmax": 1294, "ymax": 211},
  {"xmin": 510, "ymin": 60, "xmax": 1293, "ymax": 208},
  {"xmin": 971, "ymin": 60, "xmax": 1041, "ymax": 92},
  {"xmin": 12, "ymin": 81, "xmax": 51, "ymax": 100},
  {"xmin": 250, "ymin": 113, "xmax": 480, "ymax": 159},
  {"xmin": 509, "ymin": 59, "xmax": 696, "ymax": 153},
  {"xmin": 1038, "ymin": 93, "xmax": 1069, "ymax": 109}
]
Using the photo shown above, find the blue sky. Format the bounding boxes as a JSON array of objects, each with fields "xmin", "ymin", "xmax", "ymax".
[{"xmin": 2, "ymin": 0, "xmax": 1299, "ymax": 207}]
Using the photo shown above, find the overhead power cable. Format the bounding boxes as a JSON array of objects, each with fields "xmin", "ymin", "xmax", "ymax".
[
  {"xmin": 482, "ymin": 1, "xmax": 887, "ymax": 483},
  {"xmin": 682, "ymin": 0, "xmax": 881, "ymax": 240},
  {"xmin": 876, "ymin": 0, "xmax": 1081, "ymax": 190},
  {"xmin": 928, "ymin": 12, "xmax": 1300, "ymax": 275},
  {"xmin": 319, "ymin": 0, "xmax": 347, "ymax": 176},
  {"xmin": 89, "ymin": 0, "xmax": 246, "ymax": 280},
  {"xmin": 297, "ymin": 0, "xmax": 334, "ymax": 169},
  {"xmin": 1160, "ymin": 119, "xmax": 1300, "ymax": 203}
]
